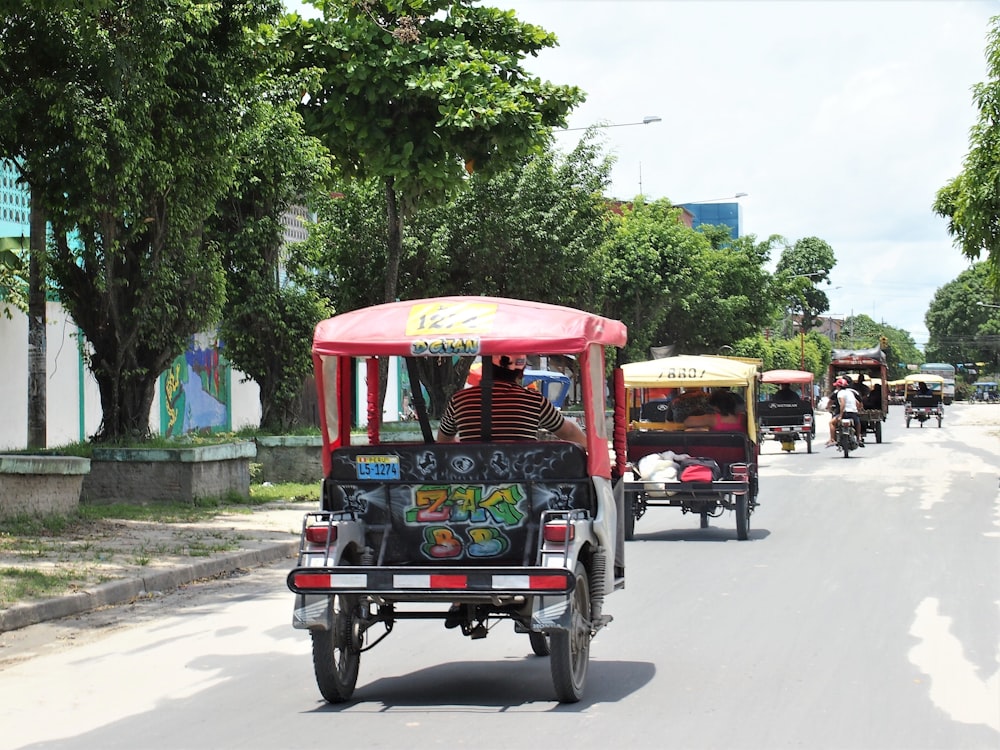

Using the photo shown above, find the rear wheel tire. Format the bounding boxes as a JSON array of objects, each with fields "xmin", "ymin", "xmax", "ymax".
[
  {"xmin": 875, "ymin": 422, "xmax": 883, "ymax": 443},
  {"xmin": 550, "ymin": 562, "xmax": 591, "ymax": 703},
  {"xmin": 699, "ymin": 511, "xmax": 709, "ymax": 529},
  {"xmin": 624, "ymin": 493, "xmax": 636, "ymax": 541},
  {"xmin": 805, "ymin": 433, "xmax": 813, "ymax": 453},
  {"xmin": 735, "ymin": 494, "xmax": 750, "ymax": 540},
  {"xmin": 311, "ymin": 593, "xmax": 362, "ymax": 704}
]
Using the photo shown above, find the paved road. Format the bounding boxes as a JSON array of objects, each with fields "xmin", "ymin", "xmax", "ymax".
[{"xmin": 0, "ymin": 404, "xmax": 997, "ymax": 750}]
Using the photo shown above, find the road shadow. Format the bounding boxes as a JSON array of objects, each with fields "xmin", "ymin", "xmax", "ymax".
[
  {"xmin": 306, "ymin": 657, "xmax": 655, "ymax": 711},
  {"xmin": 629, "ymin": 525, "xmax": 770, "ymax": 543}
]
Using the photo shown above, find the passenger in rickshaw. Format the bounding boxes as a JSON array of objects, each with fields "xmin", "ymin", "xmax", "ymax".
[
  {"xmin": 682, "ymin": 389, "xmax": 745, "ymax": 431},
  {"xmin": 826, "ymin": 378, "xmax": 864, "ymax": 448},
  {"xmin": 909, "ymin": 381, "xmax": 939, "ymax": 407},
  {"xmin": 854, "ymin": 373, "xmax": 871, "ymax": 398},
  {"xmin": 668, "ymin": 388, "xmax": 711, "ymax": 424},
  {"xmin": 771, "ymin": 382, "xmax": 801, "ymax": 403},
  {"xmin": 436, "ymin": 353, "xmax": 588, "ymax": 449},
  {"xmin": 863, "ymin": 383, "xmax": 882, "ymax": 410}
]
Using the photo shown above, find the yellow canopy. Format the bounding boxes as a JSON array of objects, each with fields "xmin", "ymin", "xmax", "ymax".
[
  {"xmin": 622, "ymin": 355, "xmax": 759, "ymax": 389},
  {"xmin": 903, "ymin": 374, "xmax": 944, "ymax": 385}
]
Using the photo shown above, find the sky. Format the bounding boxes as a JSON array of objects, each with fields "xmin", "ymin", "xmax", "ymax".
[{"xmin": 288, "ymin": 0, "xmax": 999, "ymax": 349}]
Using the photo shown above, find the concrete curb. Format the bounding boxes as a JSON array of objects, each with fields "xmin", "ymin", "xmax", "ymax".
[{"xmin": 0, "ymin": 540, "xmax": 299, "ymax": 634}]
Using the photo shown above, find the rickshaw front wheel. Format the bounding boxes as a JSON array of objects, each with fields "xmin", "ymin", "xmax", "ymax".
[
  {"xmin": 550, "ymin": 562, "xmax": 591, "ymax": 703},
  {"xmin": 529, "ymin": 631, "xmax": 551, "ymax": 657}
]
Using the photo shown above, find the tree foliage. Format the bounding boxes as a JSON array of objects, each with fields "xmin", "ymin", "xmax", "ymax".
[
  {"xmin": 283, "ymin": 0, "xmax": 585, "ymax": 306},
  {"xmin": 933, "ymin": 16, "xmax": 1000, "ymax": 293},
  {"xmin": 291, "ymin": 135, "xmax": 613, "ymax": 415},
  {"xmin": 210, "ymin": 100, "xmax": 333, "ymax": 433},
  {"xmin": 0, "ymin": 1, "xmax": 283, "ymax": 441},
  {"xmin": 925, "ymin": 262, "xmax": 1000, "ymax": 371},
  {"xmin": 601, "ymin": 204, "xmax": 785, "ymax": 361},
  {"xmin": 774, "ymin": 236, "xmax": 837, "ymax": 331}
]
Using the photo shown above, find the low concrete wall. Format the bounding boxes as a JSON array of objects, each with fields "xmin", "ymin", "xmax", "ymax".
[
  {"xmin": 255, "ymin": 436, "xmax": 322, "ymax": 484},
  {"xmin": 0, "ymin": 455, "xmax": 91, "ymax": 518},
  {"xmin": 81, "ymin": 442, "xmax": 256, "ymax": 505}
]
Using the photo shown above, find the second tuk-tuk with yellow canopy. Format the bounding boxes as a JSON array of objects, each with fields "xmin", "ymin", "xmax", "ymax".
[{"xmin": 620, "ymin": 355, "xmax": 761, "ymax": 540}]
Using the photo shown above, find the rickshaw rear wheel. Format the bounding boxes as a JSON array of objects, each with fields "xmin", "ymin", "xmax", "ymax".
[
  {"xmin": 699, "ymin": 512, "xmax": 709, "ymax": 529},
  {"xmin": 311, "ymin": 593, "xmax": 362, "ymax": 703},
  {"xmin": 735, "ymin": 494, "xmax": 750, "ymax": 540},
  {"xmin": 529, "ymin": 631, "xmax": 551, "ymax": 657},
  {"xmin": 550, "ymin": 562, "xmax": 591, "ymax": 703},
  {"xmin": 805, "ymin": 433, "xmax": 813, "ymax": 453},
  {"xmin": 875, "ymin": 422, "xmax": 882, "ymax": 443},
  {"xmin": 624, "ymin": 493, "xmax": 636, "ymax": 541}
]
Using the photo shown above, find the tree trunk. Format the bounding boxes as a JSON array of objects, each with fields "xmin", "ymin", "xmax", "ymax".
[
  {"xmin": 93, "ymin": 366, "xmax": 159, "ymax": 442},
  {"xmin": 27, "ymin": 200, "xmax": 46, "ymax": 450}
]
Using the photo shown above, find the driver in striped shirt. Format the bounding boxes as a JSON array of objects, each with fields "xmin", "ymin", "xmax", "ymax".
[{"xmin": 437, "ymin": 354, "xmax": 587, "ymax": 450}]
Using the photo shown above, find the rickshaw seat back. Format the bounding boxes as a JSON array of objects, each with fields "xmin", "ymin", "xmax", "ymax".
[
  {"xmin": 320, "ymin": 441, "xmax": 593, "ymax": 566},
  {"xmin": 626, "ymin": 430, "xmax": 752, "ymax": 473},
  {"xmin": 759, "ymin": 399, "xmax": 813, "ymax": 427}
]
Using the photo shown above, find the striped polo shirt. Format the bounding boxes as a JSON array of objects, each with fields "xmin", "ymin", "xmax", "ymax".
[{"xmin": 439, "ymin": 381, "xmax": 565, "ymax": 442}]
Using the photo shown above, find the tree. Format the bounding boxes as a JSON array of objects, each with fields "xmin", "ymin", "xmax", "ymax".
[
  {"xmin": 283, "ymin": 0, "xmax": 584, "ymax": 307},
  {"xmin": 925, "ymin": 262, "xmax": 1000, "ymax": 372},
  {"xmin": 774, "ymin": 236, "xmax": 837, "ymax": 332},
  {"xmin": 210, "ymin": 100, "xmax": 333, "ymax": 433},
  {"xmin": 836, "ymin": 313, "xmax": 921, "ymax": 380},
  {"xmin": 0, "ymin": 2, "xmax": 283, "ymax": 441},
  {"xmin": 933, "ymin": 16, "xmax": 1000, "ymax": 293},
  {"xmin": 602, "ymin": 205, "xmax": 786, "ymax": 360}
]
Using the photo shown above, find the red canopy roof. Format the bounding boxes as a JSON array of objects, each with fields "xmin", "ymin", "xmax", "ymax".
[
  {"xmin": 762, "ymin": 369, "xmax": 814, "ymax": 384},
  {"xmin": 313, "ymin": 296, "xmax": 627, "ymax": 358}
]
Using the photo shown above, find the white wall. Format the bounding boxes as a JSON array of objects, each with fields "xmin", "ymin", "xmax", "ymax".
[{"xmin": 0, "ymin": 302, "xmax": 262, "ymax": 451}]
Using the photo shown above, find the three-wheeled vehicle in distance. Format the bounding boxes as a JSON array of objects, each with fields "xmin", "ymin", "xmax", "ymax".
[
  {"xmin": 904, "ymin": 373, "xmax": 944, "ymax": 427},
  {"xmin": 828, "ymin": 345, "xmax": 889, "ymax": 443},
  {"xmin": 620, "ymin": 355, "xmax": 760, "ymax": 540},
  {"xmin": 286, "ymin": 296, "xmax": 628, "ymax": 704},
  {"xmin": 759, "ymin": 369, "xmax": 816, "ymax": 453}
]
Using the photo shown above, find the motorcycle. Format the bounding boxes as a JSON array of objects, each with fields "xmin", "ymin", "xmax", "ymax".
[{"xmin": 836, "ymin": 416, "xmax": 859, "ymax": 458}]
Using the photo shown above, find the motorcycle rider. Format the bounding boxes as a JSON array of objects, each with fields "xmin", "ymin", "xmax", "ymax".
[{"xmin": 826, "ymin": 377, "xmax": 864, "ymax": 448}]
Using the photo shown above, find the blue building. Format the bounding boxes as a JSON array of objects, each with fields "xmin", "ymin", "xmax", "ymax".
[
  {"xmin": 0, "ymin": 160, "xmax": 30, "ymax": 243},
  {"xmin": 677, "ymin": 201, "xmax": 742, "ymax": 239}
]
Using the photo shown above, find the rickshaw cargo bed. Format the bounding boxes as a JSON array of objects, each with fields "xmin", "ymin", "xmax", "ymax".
[{"xmin": 287, "ymin": 566, "xmax": 576, "ymax": 595}]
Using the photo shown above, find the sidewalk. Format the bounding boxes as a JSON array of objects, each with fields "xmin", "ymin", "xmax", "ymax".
[{"xmin": 0, "ymin": 500, "xmax": 314, "ymax": 633}]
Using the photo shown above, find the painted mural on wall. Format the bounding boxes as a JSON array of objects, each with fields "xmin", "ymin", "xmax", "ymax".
[{"xmin": 160, "ymin": 332, "xmax": 232, "ymax": 436}]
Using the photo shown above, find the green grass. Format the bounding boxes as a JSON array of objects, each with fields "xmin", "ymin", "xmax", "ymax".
[{"xmin": 0, "ymin": 567, "xmax": 83, "ymax": 607}]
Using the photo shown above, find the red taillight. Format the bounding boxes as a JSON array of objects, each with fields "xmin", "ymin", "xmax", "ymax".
[
  {"xmin": 305, "ymin": 525, "xmax": 337, "ymax": 545},
  {"xmin": 543, "ymin": 523, "xmax": 575, "ymax": 543},
  {"xmin": 730, "ymin": 463, "xmax": 749, "ymax": 482}
]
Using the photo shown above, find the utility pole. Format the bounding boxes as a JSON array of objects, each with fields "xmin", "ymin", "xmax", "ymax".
[{"xmin": 27, "ymin": 200, "xmax": 46, "ymax": 450}]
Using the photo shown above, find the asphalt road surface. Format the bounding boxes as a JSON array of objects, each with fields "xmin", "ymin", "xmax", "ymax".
[{"xmin": 0, "ymin": 404, "xmax": 997, "ymax": 750}]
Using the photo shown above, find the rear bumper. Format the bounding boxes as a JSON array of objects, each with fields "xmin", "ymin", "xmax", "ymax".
[{"xmin": 287, "ymin": 565, "xmax": 575, "ymax": 597}]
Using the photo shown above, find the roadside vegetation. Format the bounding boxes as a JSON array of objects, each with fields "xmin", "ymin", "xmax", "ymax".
[{"xmin": 0, "ymin": 481, "xmax": 320, "ymax": 607}]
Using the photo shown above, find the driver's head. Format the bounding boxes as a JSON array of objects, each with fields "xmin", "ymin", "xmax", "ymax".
[
  {"xmin": 834, "ymin": 378, "xmax": 847, "ymax": 389},
  {"xmin": 490, "ymin": 354, "xmax": 527, "ymax": 382}
]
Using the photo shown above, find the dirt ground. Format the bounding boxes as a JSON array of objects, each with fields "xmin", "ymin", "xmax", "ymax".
[{"xmin": 0, "ymin": 500, "xmax": 314, "ymax": 606}]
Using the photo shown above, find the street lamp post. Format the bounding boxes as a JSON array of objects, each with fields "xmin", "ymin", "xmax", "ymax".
[{"xmin": 560, "ymin": 115, "xmax": 662, "ymax": 132}]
